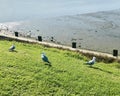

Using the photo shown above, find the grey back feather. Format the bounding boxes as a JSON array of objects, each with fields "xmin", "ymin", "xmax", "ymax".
[{"xmin": 9, "ymin": 45, "xmax": 15, "ymax": 51}]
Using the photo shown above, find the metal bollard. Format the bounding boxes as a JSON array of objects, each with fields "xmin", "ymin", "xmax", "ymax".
[
  {"xmin": 38, "ymin": 36, "xmax": 42, "ymax": 41},
  {"xmin": 14, "ymin": 32, "xmax": 18, "ymax": 37},
  {"xmin": 113, "ymin": 49, "xmax": 118, "ymax": 57},
  {"xmin": 72, "ymin": 42, "xmax": 76, "ymax": 48}
]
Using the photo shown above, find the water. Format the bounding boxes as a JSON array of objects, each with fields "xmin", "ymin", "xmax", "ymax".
[{"xmin": 0, "ymin": 0, "xmax": 120, "ymax": 22}]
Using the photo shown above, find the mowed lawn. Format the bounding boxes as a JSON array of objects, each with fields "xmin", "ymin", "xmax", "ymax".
[{"xmin": 0, "ymin": 40, "xmax": 120, "ymax": 96}]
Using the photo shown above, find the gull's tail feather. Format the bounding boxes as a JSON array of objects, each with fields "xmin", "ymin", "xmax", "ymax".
[
  {"xmin": 47, "ymin": 61, "xmax": 50, "ymax": 63},
  {"xmin": 48, "ymin": 61, "xmax": 52, "ymax": 66}
]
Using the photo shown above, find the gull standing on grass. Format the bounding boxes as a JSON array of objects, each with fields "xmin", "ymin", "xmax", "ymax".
[
  {"xmin": 9, "ymin": 44, "xmax": 15, "ymax": 51},
  {"xmin": 86, "ymin": 57, "xmax": 96, "ymax": 66},
  {"xmin": 41, "ymin": 52, "xmax": 51, "ymax": 66}
]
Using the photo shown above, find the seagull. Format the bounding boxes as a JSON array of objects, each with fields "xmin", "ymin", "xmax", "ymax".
[
  {"xmin": 9, "ymin": 44, "xmax": 15, "ymax": 51},
  {"xmin": 41, "ymin": 52, "xmax": 51, "ymax": 66},
  {"xmin": 86, "ymin": 57, "xmax": 96, "ymax": 66}
]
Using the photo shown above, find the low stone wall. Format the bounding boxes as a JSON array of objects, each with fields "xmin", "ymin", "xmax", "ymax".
[{"xmin": 0, "ymin": 34, "xmax": 120, "ymax": 63}]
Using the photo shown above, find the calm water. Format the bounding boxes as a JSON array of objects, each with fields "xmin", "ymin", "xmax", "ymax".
[{"xmin": 0, "ymin": 0, "xmax": 120, "ymax": 22}]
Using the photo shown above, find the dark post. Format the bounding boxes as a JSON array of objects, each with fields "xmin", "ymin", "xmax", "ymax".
[
  {"xmin": 38, "ymin": 36, "xmax": 42, "ymax": 41},
  {"xmin": 113, "ymin": 49, "xmax": 118, "ymax": 57},
  {"xmin": 14, "ymin": 32, "xmax": 18, "ymax": 37},
  {"xmin": 72, "ymin": 42, "xmax": 76, "ymax": 48},
  {"xmin": 51, "ymin": 37, "xmax": 54, "ymax": 42}
]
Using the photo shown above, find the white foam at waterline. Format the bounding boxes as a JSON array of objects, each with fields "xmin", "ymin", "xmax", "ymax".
[{"xmin": 0, "ymin": 21, "xmax": 23, "ymax": 29}]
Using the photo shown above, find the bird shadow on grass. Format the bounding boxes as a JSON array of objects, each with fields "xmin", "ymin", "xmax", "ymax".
[
  {"xmin": 44, "ymin": 63, "xmax": 52, "ymax": 67},
  {"xmin": 9, "ymin": 50, "xmax": 18, "ymax": 53},
  {"xmin": 88, "ymin": 66, "xmax": 113, "ymax": 74}
]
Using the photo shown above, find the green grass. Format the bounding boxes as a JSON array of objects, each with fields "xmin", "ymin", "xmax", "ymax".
[{"xmin": 0, "ymin": 40, "xmax": 120, "ymax": 96}]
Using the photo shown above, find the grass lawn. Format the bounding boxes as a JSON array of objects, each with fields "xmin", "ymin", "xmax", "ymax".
[{"xmin": 0, "ymin": 40, "xmax": 120, "ymax": 96}]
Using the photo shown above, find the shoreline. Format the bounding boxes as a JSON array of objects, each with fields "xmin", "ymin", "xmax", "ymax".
[{"xmin": 0, "ymin": 32, "xmax": 120, "ymax": 63}]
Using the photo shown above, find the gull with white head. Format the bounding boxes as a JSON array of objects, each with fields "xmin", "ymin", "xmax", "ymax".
[
  {"xmin": 86, "ymin": 57, "xmax": 96, "ymax": 66},
  {"xmin": 9, "ymin": 44, "xmax": 15, "ymax": 51},
  {"xmin": 41, "ymin": 52, "xmax": 51, "ymax": 66}
]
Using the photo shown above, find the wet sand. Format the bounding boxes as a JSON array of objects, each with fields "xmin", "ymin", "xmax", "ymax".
[{"xmin": 1, "ymin": 9, "xmax": 120, "ymax": 55}]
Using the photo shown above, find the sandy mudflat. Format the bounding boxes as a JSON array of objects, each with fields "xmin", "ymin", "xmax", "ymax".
[{"xmin": 1, "ymin": 9, "xmax": 120, "ymax": 55}]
